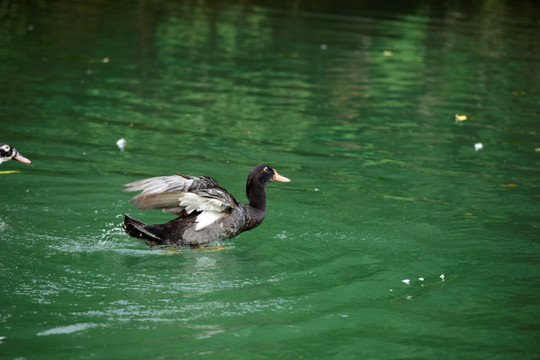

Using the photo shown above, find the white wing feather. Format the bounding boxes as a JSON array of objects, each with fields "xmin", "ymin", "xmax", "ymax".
[
  {"xmin": 194, "ymin": 211, "xmax": 226, "ymax": 230},
  {"xmin": 179, "ymin": 192, "xmax": 232, "ymax": 230}
]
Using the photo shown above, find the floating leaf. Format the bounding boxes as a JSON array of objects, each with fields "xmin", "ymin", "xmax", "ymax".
[
  {"xmin": 455, "ymin": 114, "xmax": 468, "ymax": 122},
  {"xmin": 162, "ymin": 248, "xmax": 180, "ymax": 255},
  {"xmin": 500, "ymin": 184, "xmax": 517, "ymax": 187},
  {"xmin": 194, "ymin": 245, "xmax": 229, "ymax": 252}
]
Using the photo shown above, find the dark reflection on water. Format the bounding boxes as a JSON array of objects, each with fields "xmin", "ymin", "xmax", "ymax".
[{"xmin": 1, "ymin": 0, "xmax": 539, "ymax": 359}]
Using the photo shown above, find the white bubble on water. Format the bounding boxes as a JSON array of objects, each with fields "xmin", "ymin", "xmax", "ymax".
[{"xmin": 116, "ymin": 138, "xmax": 127, "ymax": 151}]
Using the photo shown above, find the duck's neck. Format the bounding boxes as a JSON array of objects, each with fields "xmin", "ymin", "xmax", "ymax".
[{"xmin": 247, "ymin": 182, "xmax": 267, "ymax": 211}]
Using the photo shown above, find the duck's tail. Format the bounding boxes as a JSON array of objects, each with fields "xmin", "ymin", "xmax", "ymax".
[{"xmin": 123, "ymin": 214, "xmax": 164, "ymax": 246}]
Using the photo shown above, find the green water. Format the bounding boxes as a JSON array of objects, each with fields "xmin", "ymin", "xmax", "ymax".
[{"xmin": 1, "ymin": 0, "xmax": 539, "ymax": 359}]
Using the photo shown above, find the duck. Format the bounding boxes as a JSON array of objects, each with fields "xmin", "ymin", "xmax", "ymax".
[
  {"xmin": 0, "ymin": 143, "xmax": 31, "ymax": 165},
  {"xmin": 123, "ymin": 164, "xmax": 291, "ymax": 247}
]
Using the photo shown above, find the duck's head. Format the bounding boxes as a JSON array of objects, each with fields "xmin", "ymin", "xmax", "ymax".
[
  {"xmin": 246, "ymin": 164, "xmax": 290, "ymax": 210},
  {"xmin": 249, "ymin": 164, "xmax": 291, "ymax": 186},
  {"xmin": 0, "ymin": 143, "xmax": 31, "ymax": 165}
]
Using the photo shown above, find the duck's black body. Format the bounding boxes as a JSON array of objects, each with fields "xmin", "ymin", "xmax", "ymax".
[
  {"xmin": 0, "ymin": 143, "xmax": 31, "ymax": 165},
  {"xmin": 123, "ymin": 164, "xmax": 290, "ymax": 247}
]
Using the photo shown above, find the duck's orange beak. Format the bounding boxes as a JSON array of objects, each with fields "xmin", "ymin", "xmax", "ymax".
[
  {"xmin": 272, "ymin": 170, "xmax": 290, "ymax": 183},
  {"xmin": 13, "ymin": 150, "xmax": 31, "ymax": 164}
]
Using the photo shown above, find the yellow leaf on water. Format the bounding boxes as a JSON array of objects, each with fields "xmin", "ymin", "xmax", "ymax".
[
  {"xmin": 162, "ymin": 248, "xmax": 180, "ymax": 255},
  {"xmin": 194, "ymin": 245, "xmax": 229, "ymax": 252},
  {"xmin": 0, "ymin": 170, "xmax": 21, "ymax": 175},
  {"xmin": 455, "ymin": 114, "xmax": 468, "ymax": 122},
  {"xmin": 500, "ymin": 184, "xmax": 517, "ymax": 187}
]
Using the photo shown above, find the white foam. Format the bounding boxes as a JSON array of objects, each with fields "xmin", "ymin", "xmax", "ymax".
[{"xmin": 37, "ymin": 322, "xmax": 99, "ymax": 336}]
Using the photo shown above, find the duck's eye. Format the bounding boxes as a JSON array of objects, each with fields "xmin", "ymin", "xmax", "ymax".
[{"xmin": 263, "ymin": 167, "xmax": 269, "ymax": 173}]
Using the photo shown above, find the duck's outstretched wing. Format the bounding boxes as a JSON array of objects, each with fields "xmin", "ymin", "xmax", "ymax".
[
  {"xmin": 123, "ymin": 173, "xmax": 238, "ymax": 230},
  {"xmin": 123, "ymin": 173, "xmax": 219, "ymax": 194}
]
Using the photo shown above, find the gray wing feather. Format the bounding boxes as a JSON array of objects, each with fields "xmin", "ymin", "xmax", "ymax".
[{"xmin": 123, "ymin": 173, "xmax": 218, "ymax": 193}]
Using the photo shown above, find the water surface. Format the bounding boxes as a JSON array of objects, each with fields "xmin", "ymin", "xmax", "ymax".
[{"xmin": 1, "ymin": 1, "xmax": 539, "ymax": 359}]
